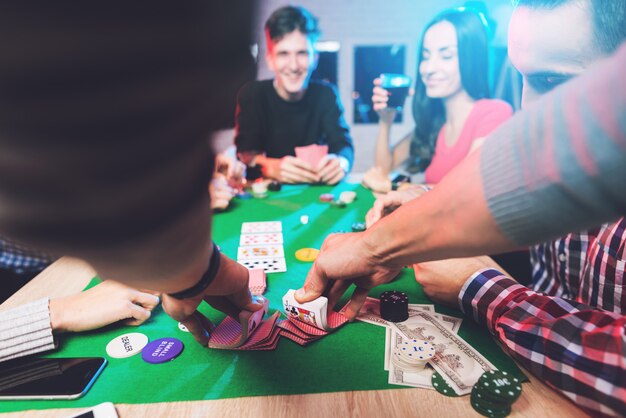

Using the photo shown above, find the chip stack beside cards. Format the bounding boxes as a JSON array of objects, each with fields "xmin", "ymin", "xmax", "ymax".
[
  {"xmin": 470, "ymin": 371, "xmax": 522, "ymax": 417},
  {"xmin": 380, "ymin": 291, "xmax": 409, "ymax": 322}
]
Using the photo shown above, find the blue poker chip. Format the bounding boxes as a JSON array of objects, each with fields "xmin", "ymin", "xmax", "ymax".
[{"xmin": 236, "ymin": 191, "xmax": 253, "ymax": 200}]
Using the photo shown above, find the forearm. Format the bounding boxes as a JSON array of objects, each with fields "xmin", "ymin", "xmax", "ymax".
[
  {"xmin": 253, "ymin": 155, "xmax": 282, "ymax": 181},
  {"xmin": 365, "ymin": 149, "xmax": 513, "ymax": 269},
  {"xmin": 374, "ymin": 121, "xmax": 394, "ymax": 171},
  {"xmin": 459, "ymin": 270, "xmax": 626, "ymax": 417},
  {"xmin": 482, "ymin": 45, "xmax": 626, "ymax": 246},
  {"xmin": 83, "ymin": 199, "xmax": 214, "ymax": 294},
  {"xmin": 0, "ymin": 298, "xmax": 56, "ymax": 362}
]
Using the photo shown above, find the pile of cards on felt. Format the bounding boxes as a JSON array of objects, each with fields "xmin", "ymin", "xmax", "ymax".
[
  {"xmin": 237, "ymin": 221, "xmax": 286, "ymax": 274},
  {"xmin": 294, "ymin": 144, "xmax": 328, "ymax": 168},
  {"xmin": 277, "ymin": 289, "xmax": 349, "ymax": 346},
  {"xmin": 208, "ymin": 296, "xmax": 282, "ymax": 350}
]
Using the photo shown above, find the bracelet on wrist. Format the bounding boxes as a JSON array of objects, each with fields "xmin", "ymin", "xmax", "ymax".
[{"xmin": 168, "ymin": 242, "xmax": 221, "ymax": 300}]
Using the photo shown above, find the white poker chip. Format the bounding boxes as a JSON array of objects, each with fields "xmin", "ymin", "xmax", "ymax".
[
  {"xmin": 395, "ymin": 339, "xmax": 435, "ymax": 363},
  {"xmin": 178, "ymin": 322, "xmax": 190, "ymax": 332},
  {"xmin": 339, "ymin": 191, "xmax": 356, "ymax": 204},
  {"xmin": 106, "ymin": 332, "xmax": 149, "ymax": 358}
]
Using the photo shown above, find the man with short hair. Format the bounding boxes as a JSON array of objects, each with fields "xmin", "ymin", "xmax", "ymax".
[
  {"xmin": 235, "ymin": 6, "xmax": 354, "ymax": 184},
  {"xmin": 297, "ymin": 1, "xmax": 626, "ymax": 415}
]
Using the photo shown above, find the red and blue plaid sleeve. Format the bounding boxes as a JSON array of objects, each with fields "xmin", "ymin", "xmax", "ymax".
[{"xmin": 459, "ymin": 268, "xmax": 626, "ymax": 417}]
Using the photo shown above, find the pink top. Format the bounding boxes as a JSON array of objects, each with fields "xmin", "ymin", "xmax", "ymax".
[{"xmin": 424, "ymin": 99, "xmax": 513, "ymax": 184}]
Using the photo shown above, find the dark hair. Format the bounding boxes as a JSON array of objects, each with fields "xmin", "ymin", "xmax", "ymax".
[
  {"xmin": 514, "ymin": 0, "xmax": 626, "ymax": 53},
  {"xmin": 408, "ymin": 7, "xmax": 490, "ymax": 173},
  {"xmin": 265, "ymin": 6, "xmax": 320, "ymax": 46}
]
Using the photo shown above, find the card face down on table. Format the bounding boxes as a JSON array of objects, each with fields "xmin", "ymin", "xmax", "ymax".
[{"xmin": 208, "ymin": 297, "xmax": 281, "ymax": 350}]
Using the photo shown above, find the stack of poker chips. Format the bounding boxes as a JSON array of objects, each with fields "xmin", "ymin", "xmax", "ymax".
[
  {"xmin": 391, "ymin": 339, "xmax": 435, "ymax": 372},
  {"xmin": 380, "ymin": 291, "xmax": 409, "ymax": 322},
  {"xmin": 471, "ymin": 371, "xmax": 522, "ymax": 417},
  {"xmin": 251, "ymin": 181, "xmax": 268, "ymax": 198}
]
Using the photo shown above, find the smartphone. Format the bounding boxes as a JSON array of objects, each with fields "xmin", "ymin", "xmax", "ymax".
[
  {"xmin": 391, "ymin": 174, "xmax": 411, "ymax": 184},
  {"xmin": 66, "ymin": 402, "xmax": 119, "ymax": 418},
  {"xmin": 0, "ymin": 356, "xmax": 107, "ymax": 400}
]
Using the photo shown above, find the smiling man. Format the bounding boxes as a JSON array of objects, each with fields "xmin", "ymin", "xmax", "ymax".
[
  {"xmin": 295, "ymin": 0, "xmax": 625, "ymax": 416},
  {"xmin": 234, "ymin": 6, "xmax": 354, "ymax": 184}
]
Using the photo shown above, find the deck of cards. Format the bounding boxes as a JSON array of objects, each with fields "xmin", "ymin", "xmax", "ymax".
[
  {"xmin": 277, "ymin": 289, "xmax": 349, "ymax": 346},
  {"xmin": 208, "ymin": 297, "xmax": 282, "ymax": 351},
  {"xmin": 237, "ymin": 221, "xmax": 287, "ymax": 274}
]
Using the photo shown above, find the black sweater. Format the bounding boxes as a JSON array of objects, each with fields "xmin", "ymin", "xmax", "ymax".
[{"xmin": 234, "ymin": 80, "xmax": 354, "ymax": 169}]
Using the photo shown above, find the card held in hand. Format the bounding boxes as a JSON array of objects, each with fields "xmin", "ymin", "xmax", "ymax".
[{"xmin": 209, "ymin": 296, "xmax": 269, "ymax": 349}]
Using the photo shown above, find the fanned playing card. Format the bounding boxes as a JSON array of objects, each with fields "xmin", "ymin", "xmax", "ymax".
[
  {"xmin": 235, "ymin": 312, "xmax": 281, "ymax": 350},
  {"xmin": 209, "ymin": 297, "xmax": 269, "ymax": 349}
]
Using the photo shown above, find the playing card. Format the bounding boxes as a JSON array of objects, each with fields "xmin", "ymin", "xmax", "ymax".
[
  {"xmin": 240, "ymin": 257, "xmax": 286, "ymax": 273},
  {"xmin": 277, "ymin": 319, "xmax": 320, "ymax": 341},
  {"xmin": 278, "ymin": 326, "xmax": 312, "ymax": 346},
  {"xmin": 238, "ymin": 244, "xmax": 284, "ymax": 260},
  {"xmin": 240, "ymin": 232, "xmax": 283, "ymax": 246},
  {"xmin": 236, "ymin": 312, "xmax": 281, "ymax": 350},
  {"xmin": 294, "ymin": 144, "xmax": 328, "ymax": 168},
  {"xmin": 248, "ymin": 268, "xmax": 267, "ymax": 296},
  {"xmin": 283, "ymin": 289, "xmax": 327, "ymax": 329},
  {"xmin": 209, "ymin": 297, "xmax": 269, "ymax": 349},
  {"xmin": 241, "ymin": 221, "xmax": 282, "ymax": 234}
]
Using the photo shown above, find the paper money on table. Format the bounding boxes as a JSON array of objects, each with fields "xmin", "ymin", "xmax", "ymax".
[
  {"xmin": 342, "ymin": 297, "xmax": 434, "ymax": 328},
  {"xmin": 387, "ymin": 329, "xmax": 434, "ymax": 389},
  {"xmin": 391, "ymin": 311, "xmax": 496, "ymax": 395},
  {"xmin": 384, "ymin": 311, "xmax": 462, "ymax": 371}
]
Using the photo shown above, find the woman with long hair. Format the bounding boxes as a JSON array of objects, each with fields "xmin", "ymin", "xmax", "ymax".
[{"xmin": 363, "ymin": 7, "xmax": 512, "ymax": 193}]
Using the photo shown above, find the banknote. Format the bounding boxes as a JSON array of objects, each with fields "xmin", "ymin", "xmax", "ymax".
[
  {"xmin": 384, "ymin": 311, "xmax": 462, "ymax": 371},
  {"xmin": 391, "ymin": 311, "xmax": 496, "ymax": 395},
  {"xmin": 341, "ymin": 297, "xmax": 434, "ymax": 328},
  {"xmin": 387, "ymin": 329, "xmax": 434, "ymax": 389}
]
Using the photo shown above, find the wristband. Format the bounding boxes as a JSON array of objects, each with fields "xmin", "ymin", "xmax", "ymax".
[{"xmin": 168, "ymin": 242, "xmax": 221, "ymax": 299}]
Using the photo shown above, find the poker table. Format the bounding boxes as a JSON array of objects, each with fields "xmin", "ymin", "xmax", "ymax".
[{"xmin": 1, "ymin": 183, "xmax": 586, "ymax": 418}]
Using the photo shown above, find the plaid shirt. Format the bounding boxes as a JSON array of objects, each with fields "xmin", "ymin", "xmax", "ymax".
[
  {"xmin": 459, "ymin": 217, "xmax": 626, "ymax": 417},
  {"xmin": 0, "ymin": 238, "xmax": 53, "ymax": 276}
]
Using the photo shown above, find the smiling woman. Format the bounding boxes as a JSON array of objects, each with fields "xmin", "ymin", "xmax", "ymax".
[{"xmin": 363, "ymin": 7, "xmax": 513, "ymax": 194}]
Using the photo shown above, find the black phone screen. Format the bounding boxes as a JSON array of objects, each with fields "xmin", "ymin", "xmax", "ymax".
[{"xmin": 0, "ymin": 357, "xmax": 107, "ymax": 399}]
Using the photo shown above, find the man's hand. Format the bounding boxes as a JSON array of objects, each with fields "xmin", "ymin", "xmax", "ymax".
[
  {"xmin": 49, "ymin": 280, "xmax": 161, "ymax": 333},
  {"xmin": 295, "ymin": 232, "xmax": 402, "ymax": 320},
  {"xmin": 413, "ymin": 256, "xmax": 505, "ymax": 307},
  {"xmin": 317, "ymin": 154, "xmax": 347, "ymax": 185},
  {"xmin": 365, "ymin": 185, "xmax": 428, "ymax": 228},
  {"xmin": 215, "ymin": 153, "xmax": 246, "ymax": 189},
  {"xmin": 260, "ymin": 156, "xmax": 319, "ymax": 183},
  {"xmin": 161, "ymin": 253, "xmax": 263, "ymax": 346},
  {"xmin": 209, "ymin": 173, "xmax": 236, "ymax": 210}
]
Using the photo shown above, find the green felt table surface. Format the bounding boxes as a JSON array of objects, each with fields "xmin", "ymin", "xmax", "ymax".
[{"xmin": 0, "ymin": 184, "xmax": 525, "ymax": 413}]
